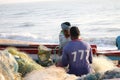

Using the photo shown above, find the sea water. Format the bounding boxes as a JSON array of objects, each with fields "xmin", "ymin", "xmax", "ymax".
[{"xmin": 0, "ymin": 0, "xmax": 120, "ymax": 50}]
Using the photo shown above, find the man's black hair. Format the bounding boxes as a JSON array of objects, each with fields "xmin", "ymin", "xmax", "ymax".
[
  {"xmin": 63, "ymin": 22, "xmax": 71, "ymax": 26},
  {"xmin": 70, "ymin": 26, "xmax": 80, "ymax": 37}
]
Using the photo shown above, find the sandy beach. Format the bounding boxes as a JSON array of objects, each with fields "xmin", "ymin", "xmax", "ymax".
[{"xmin": 0, "ymin": 39, "xmax": 40, "ymax": 45}]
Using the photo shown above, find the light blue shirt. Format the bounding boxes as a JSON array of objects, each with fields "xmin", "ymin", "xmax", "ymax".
[
  {"xmin": 59, "ymin": 31, "xmax": 71, "ymax": 49},
  {"xmin": 116, "ymin": 36, "xmax": 120, "ymax": 50}
]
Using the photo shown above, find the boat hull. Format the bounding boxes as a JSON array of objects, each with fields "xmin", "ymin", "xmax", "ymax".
[{"xmin": 0, "ymin": 42, "xmax": 120, "ymax": 64}]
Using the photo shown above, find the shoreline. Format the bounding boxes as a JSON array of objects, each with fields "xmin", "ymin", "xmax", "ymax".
[{"xmin": 0, "ymin": 39, "xmax": 117, "ymax": 50}]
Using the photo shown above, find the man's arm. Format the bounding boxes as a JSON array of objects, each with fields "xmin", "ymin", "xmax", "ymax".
[
  {"xmin": 89, "ymin": 48, "xmax": 93, "ymax": 64},
  {"xmin": 59, "ymin": 31, "xmax": 64, "ymax": 48}
]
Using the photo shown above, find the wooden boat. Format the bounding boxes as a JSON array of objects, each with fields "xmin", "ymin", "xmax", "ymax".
[
  {"xmin": 97, "ymin": 50, "xmax": 120, "ymax": 60},
  {"xmin": 0, "ymin": 40, "xmax": 120, "ymax": 66},
  {"xmin": 0, "ymin": 43, "xmax": 97, "ymax": 60},
  {"xmin": 0, "ymin": 43, "xmax": 97, "ymax": 54}
]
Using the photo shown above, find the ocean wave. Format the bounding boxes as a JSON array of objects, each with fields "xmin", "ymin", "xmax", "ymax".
[
  {"xmin": 13, "ymin": 12, "xmax": 31, "ymax": 16},
  {"xmin": 84, "ymin": 37, "xmax": 117, "ymax": 49},
  {"xmin": 0, "ymin": 32, "xmax": 117, "ymax": 48},
  {"xmin": 0, "ymin": 32, "xmax": 38, "ymax": 41},
  {"xmin": 0, "ymin": 32, "xmax": 58, "ymax": 44},
  {"xmin": 16, "ymin": 22, "xmax": 35, "ymax": 27}
]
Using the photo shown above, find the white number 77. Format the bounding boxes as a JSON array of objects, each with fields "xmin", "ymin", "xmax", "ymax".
[{"xmin": 72, "ymin": 50, "xmax": 89, "ymax": 62}]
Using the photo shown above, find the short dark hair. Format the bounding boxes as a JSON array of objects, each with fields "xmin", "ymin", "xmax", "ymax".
[
  {"xmin": 70, "ymin": 26, "xmax": 80, "ymax": 37},
  {"xmin": 62, "ymin": 22, "xmax": 71, "ymax": 26}
]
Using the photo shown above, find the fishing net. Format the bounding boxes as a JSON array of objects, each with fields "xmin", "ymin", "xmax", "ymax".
[
  {"xmin": 0, "ymin": 50, "xmax": 22, "ymax": 80},
  {"xmin": 0, "ymin": 50, "xmax": 18, "ymax": 73},
  {"xmin": 103, "ymin": 68, "xmax": 120, "ymax": 79},
  {"xmin": 0, "ymin": 73, "xmax": 5, "ymax": 80},
  {"xmin": 91, "ymin": 55, "xmax": 116, "ymax": 73},
  {"xmin": 0, "ymin": 60, "xmax": 14, "ymax": 80},
  {"xmin": 4, "ymin": 47, "xmax": 120, "ymax": 80},
  {"xmin": 78, "ymin": 68, "xmax": 120, "ymax": 80},
  {"xmin": 38, "ymin": 45, "xmax": 53, "ymax": 67},
  {"xmin": 6, "ymin": 47, "xmax": 43, "ymax": 77},
  {"xmin": 24, "ymin": 65, "xmax": 78, "ymax": 80},
  {"xmin": 78, "ymin": 55, "xmax": 120, "ymax": 80}
]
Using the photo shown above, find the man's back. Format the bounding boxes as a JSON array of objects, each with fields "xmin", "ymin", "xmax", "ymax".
[{"xmin": 62, "ymin": 39, "xmax": 92, "ymax": 76}]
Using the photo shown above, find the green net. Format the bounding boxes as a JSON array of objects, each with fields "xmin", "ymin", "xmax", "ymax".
[
  {"xmin": 38, "ymin": 45, "xmax": 53, "ymax": 67},
  {"xmin": 6, "ymin": 47, "xmax": 43, "ymax": 77}
]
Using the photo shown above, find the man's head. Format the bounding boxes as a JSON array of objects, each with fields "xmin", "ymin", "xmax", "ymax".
[
  {"xmin": 61, "ymin": 22, "xmax": 71, "ymax": 30},
  {"xmin": 70, "ymin": 26, "xmax": 80, "ymax": 40},
  {"xmin": 61, "ymin": 22, "xmax": 71, "ymax": 38}
]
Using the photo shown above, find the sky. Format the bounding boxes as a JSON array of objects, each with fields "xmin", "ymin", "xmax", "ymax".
[
  {"xmin": 0, "ymin": 0, "xmax": 59, "ymax": 4},
  {"xmin": 1, "ymin": 0, "xmax": 117, "ymax": 4}
]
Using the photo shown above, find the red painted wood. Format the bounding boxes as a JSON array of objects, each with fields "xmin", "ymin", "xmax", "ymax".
[
  {"xmin": 2, "ymin": 43, "xmax": 119, "ymax": 57},
  {"xmin": 97, "ymin": 50, "xmax": 120, "ymax": 56},
  {"xmin": 0, "ymin": 44, "xmax": 97, "ymax": 54}
]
